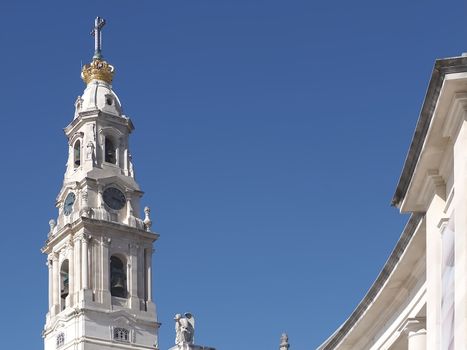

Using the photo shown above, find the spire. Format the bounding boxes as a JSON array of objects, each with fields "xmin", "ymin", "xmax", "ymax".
[
  {"xmin": 81, "ymin": 17, "xmax": 115, "ymax": 84},
  {"xmin": 279, "ymin": 333, "xmax": 290, "ymax": 350}
]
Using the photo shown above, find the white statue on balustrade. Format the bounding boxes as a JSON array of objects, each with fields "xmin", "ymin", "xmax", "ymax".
[{"xmin": 174, "ymin": 313, "xmax": 195, "ymax": 345}]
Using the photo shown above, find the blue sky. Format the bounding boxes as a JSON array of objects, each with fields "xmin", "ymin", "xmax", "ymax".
[{"xmin": 1, "ymin": 1, "xmax": 466, "ymax": 349}]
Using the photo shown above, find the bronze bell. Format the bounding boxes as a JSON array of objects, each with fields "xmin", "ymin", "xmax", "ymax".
[
  {"xmin": 112, "ymin": 275, "xmax": 125, "ymax": 289},
  {"xmin": 61, "ymin": 276, "xmax": 69, "ymax": 299},
  {"xmin": 111, "ymin": 272, "xmax": 126, "ymax": 297}
]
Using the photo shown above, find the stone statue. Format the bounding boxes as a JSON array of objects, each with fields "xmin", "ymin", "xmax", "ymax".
[
  {"xmin": 279, "ymin": 333, "xmax": 290, "ymax": 350},
  {"xmin": 75, "ymin": 95, "xmax": 83, "ymax": 109},
  {"xmin": 174, "ymin": 313, "xmax": 195, "ymax": 345},
  {"xmin": 48, "ymin": 219, "xmax": 56, "ymax": 236},
  {"xmin": 86, "ymin": 141, "xmax": 95, "ymax": 162},
  {"xmin": 74, "ymin": 96, "xmax": 83, "ymax": 119}
]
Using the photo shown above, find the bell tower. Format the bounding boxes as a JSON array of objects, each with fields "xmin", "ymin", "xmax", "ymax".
[{"xmin": 42, "ymin": 17, "xmax": 159, "ymax": 350}]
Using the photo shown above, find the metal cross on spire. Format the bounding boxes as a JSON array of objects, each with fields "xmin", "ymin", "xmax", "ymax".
[{"xmin": 91, "ymin": 16, "xmax": 106, "ymax": 59}]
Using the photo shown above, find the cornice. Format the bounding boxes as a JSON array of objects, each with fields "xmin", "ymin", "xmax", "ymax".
[
  {"xmin": 64, "ymin": 110, "xmax": 133, "ymax": 137},
  {"xmin": 42, "ymin": 216, "xmax": 158, "ymax": 253},
  {"xmin": 80, "ymin": 217, "xmax": 159, "ymax": 241},
  {"xmin": 416, "ymin": 169, "xmax": 446, "ymax": 207},
  {"xmin": 393, "ymin": 56, "xmax": 467, "ymax": 207}
]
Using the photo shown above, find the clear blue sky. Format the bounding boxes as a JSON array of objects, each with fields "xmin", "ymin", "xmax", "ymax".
[{"xmin": 1, "ymin": 1, "xmax": 466, "ymax": 349}]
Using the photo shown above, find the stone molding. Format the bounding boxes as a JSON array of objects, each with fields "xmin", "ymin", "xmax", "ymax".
[
  {"xmin": 401, "ymin": 317, "xmax": 427, "ymax": 337},
  {"xmin": 392, "ymin": 56, "xmax": 467, "ymax": 207}
]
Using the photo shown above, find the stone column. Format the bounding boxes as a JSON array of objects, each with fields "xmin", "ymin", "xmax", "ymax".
[
  {"xmin": 100, "ymin": 237, "xmax": 111, "ymax": 306},
  {"xmin": 425, "ymin": 171, "xmax": 445, "ymax": 350},
  {"xmin": 125, "ymin": 192, "xmax": 133, "ymax": 224},
  {"xmin": 123, "ymin": 140, "xmax": 129, "ymax": 175},
  {"xmin": 129, "ymin": 243, "xmax": 139, "ymax": 310},
  {"xmin": 51, "ymin": 253, "xmax": 59, "ymax": 315},
  {"xmin": 74, "ymin": 235, "xmax": 82, "ymax": 291},
  {"xmin": 47, "ymin": 258, "xmax": 53, "ymax": 310},
  {"xmin": 68, "ymin": 239, "xmax": 75, "ymax": 306},
  {"xmin": 146, "ymin": 248, "xmax": 152, "ymax": 302},
  {"xmin": 403, "ymin": 318, "xmax": 427, "ymax": 350},
  {"xmin": 82, "ymin": 235, "xmax": 89, "ymax": 289},
  {"xmin": 454, "ymin": 119, "xmax": 467, "ymax": 348}
]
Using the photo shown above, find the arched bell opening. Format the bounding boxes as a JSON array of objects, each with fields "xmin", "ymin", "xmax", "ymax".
[
  {"xmin": 73, "ymin": 140, "xmax": 81, "ymax": 167},
  {"xmin": 105, "ymin": 136, "xmax": 117, "ymax": 164},
  {"xmin": 60, "ymin": 260, "xmax": 69, "ymax": 310},
  {"xmin": 110, "ymin": 255, "xmax": 127, "ymax": 298}
]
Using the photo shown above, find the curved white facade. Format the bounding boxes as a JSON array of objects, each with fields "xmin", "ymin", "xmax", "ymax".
[{"xmin": 319, "ymin": 55, "xmax": 467, "ymax": 350}]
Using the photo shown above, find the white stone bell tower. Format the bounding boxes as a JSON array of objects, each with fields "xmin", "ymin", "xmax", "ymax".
[{"xmin": 42, "ymin": 17, "xmax": 159, "ymax": 350}]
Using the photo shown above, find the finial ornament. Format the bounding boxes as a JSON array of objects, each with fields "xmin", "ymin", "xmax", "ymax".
[
  {"xmin": 81, "ymin": 17, "xmax": 115, "ymax": 84},
  {"xmin": 280, "ymin": 333, "xmax": 290, "ymax": 350},
  {"xmin": 144, "ymin": 206, "xmax": 152, "ymax": 231},
  {"xmin": 91, "ymin": 16, "xmax": 106, "ymax": 59}
]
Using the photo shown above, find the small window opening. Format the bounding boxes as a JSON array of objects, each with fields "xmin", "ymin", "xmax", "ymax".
[
  {"xmin": 106, "ymin": 97, "xmax": 113, "ymax": 105},
  {"xmin": 113, "ymin": 327, "xmax": 129, "ymax": 342},
  {"xmin": 56, "ymin": 332, "xmax": 65, "ymax": 348},
  {"xmin": 110, "ymin": 256, "xmax": 127, "ymax": 298},
  {"xmin": 105, "ymin": 137, "xmax": 116, "ymax": 164},
  {"xmin": 60, "ymin": 260, "xmax": 69, "ymax": 310},
  {"xmin": 74, "ymin": 140, "xmax": 81, "ymax": 167}
]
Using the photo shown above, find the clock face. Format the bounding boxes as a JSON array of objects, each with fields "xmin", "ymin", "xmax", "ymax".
[
  {"xmin": 103, "ymin": 187, "xmax": 126, "ymax": 210},
  {"xmin": 64, "ymin": 192, "xmax": 75, "ymax": 216}
]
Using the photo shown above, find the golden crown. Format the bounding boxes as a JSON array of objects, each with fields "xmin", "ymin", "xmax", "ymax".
[{"xmin": 81, "ymin": 59, "xmax": 115, "ymax": 84}]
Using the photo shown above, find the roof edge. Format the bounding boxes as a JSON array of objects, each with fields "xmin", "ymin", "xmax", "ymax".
[
  {"xmin": 317, "ymin": 212, "xmax": 424, "ymax": 350},
  {"xmin": 392, "ymin": 55, "xmax": 467, "ymax": 207}
]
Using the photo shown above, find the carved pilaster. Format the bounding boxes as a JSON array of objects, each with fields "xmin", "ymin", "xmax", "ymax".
[
  {"xmin": 129, "ymin": 243, "xmax": 139, "ymax": 310},
  {"xmin": 145, "ymin": 248, "xmax": 153, "ymax": 303},
  {"xmin": 68, "ymin": 238, "xmax": 75, "ymax": 306},
  {"xmin": 82, "ymin": 233, "xmax": 91, "ymax": 290},
  {"xmin": 47, "ymin": 258, "xmax": 53, "ymax": 310},
  {"xmin": 99, "ymin": 236, "xmax": 112, "ymax": 306}
]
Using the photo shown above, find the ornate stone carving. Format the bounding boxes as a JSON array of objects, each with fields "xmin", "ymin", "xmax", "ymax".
[
  {"xmin": 174, "ymin": 313, "xmax": 195, "ymax": 345},
  {"xmin": 73, "ymin": 232, "xmax": 90, "ymax": 243},
  {"xmin": 102, "ymin": 236, "xmax": 111, "ymax": 247},
  {"xmin": 80, "ymin": 188, "xmax": 93, "ymax": 218}
]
